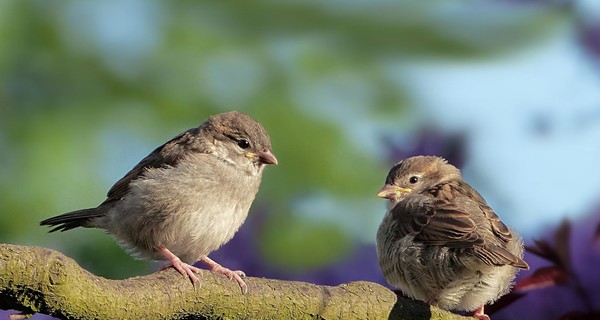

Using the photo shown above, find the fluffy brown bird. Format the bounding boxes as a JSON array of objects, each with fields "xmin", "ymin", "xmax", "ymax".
[
  {"xmin": 41, "ymin": 111, "xmax": 277, "ymax": 293},
  {"xmin": 376, "ymin": 156, "xmax": 528, "ymax": 319}
]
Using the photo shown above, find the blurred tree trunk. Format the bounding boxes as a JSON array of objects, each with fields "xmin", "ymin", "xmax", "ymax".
[{"xmin": 0, "ymin": 244, "xmax": 467, "ymax": 320}]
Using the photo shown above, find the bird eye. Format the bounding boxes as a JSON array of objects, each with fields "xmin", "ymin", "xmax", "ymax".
[
  {"xmin": 409, "ymin": 176, "xmax": 419, "ymax": 184},
  {"xmin": 237, "ymin": 139, "xmax": 250, "ymax": 149}
]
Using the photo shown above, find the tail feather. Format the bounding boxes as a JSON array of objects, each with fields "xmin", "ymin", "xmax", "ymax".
[{"xmin": 40, "ymin": 208, "xmax": 104, "ymax": 232}]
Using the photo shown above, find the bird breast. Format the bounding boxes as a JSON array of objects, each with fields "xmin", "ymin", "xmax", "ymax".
[{"xmin": 104, "ymin": 153, "xmax": 262, "ymax": 263}]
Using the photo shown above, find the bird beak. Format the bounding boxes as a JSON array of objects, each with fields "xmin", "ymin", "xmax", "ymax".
[
  {"xmin": 377, "ymin": 185, "xmax": 412, "ymax": 199},
  {"xmin": 259, "ymin": 149, "xmax": 278, "ymax": 165},
  {"xmin": 246, "ymin": 149, "xmax": 278, "ymax": 165}
]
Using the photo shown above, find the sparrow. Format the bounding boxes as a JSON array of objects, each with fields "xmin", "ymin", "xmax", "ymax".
[
  {"xmin": 41, "ymin": 111, "xmax": 277, "ymax": 293},
  {"xmin": 376, "ymin": 156, "xmax": 529, "ymax": 319}
]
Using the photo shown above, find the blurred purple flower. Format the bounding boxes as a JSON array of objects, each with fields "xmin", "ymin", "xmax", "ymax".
[
  {"xmin": 579, "ymin": 23, "xmax": 600, "ymax": 59},
  {"xmin": 383, "ymin": 127, "xmax": 466, "ymax": 168}
]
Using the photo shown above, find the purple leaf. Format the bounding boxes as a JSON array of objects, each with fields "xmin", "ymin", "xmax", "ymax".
[
  {"xmin": 514, "ymin": 266, "xmax": 569, "ymax": 291},
  {"xmin": 555, "ymin": 219, "xmax": 572, "ymax": 271},
  {"xmin": 526, "ymin": 239, "xmax": 562, "ymax": 267}
]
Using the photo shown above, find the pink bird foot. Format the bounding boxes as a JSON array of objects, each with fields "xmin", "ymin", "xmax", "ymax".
[
  {"xmin": 160, "ymin": 247, "xmax": 202, "ymax": 285},
  {"xmin": 200, "ymin": 256, "xmax": 247, "ymax": 293},
  {"xmin": 473, "ymin": 305, "xmax": 491, "ymax": 320}
]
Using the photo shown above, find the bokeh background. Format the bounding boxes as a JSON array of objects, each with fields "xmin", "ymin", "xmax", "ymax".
[{"xmin": 2, "ymin": 1, "xmax": 600, "ymax": 319}]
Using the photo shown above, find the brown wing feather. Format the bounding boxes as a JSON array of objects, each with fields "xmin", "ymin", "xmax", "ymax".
[
  {"xmin": 391, "ymin": 195, "xmax": 482, "ymax": 247},
  {"xmin": 415, "ymin": 201, "xmax": 483, "ymax": 246},
  {"xmin": 460, "ymin": 183, "xmax": 513, "ymax": 243},
  {"xmin": 451, "ymin": 183, "xmax": 528, "ymax": 268},
  {"xmin": 103, "ymin": 128, "xmax": 201, "ymax": 203},
  {"xmin": 474, "ymin": 243, "xmax": 529, "ymax": 269},
  {"xmin": 393, "ymin": 187, "xmax": 527, "ymax": 268}
]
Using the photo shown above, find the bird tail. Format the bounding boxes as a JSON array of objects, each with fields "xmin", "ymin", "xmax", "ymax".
[{"xmin": 40, "ymin": 208, "xmax": 105, "ymax": 232}]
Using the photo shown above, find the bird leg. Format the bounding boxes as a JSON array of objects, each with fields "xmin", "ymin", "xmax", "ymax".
[
  {"xmin": 200, "ymin": 256, "xmax": 248, "ymax": 293},
  {"xmin": 159, "ymin": 247, "xmax": 202, "ymax": 285},
  {"xmin": 472, "ymin": 305, "xmax": 490, "ymax": 320}
]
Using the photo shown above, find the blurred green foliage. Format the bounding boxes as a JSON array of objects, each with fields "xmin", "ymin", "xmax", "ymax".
[{"xmin": 0, "ymin": 1, "xmax": 566, "ymax": 278}]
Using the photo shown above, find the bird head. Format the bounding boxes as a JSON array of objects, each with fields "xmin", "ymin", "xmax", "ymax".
[
  {"xmin": 377, "ymin": 155, "xmax": 461, "ymax": 204},
  {"xmin": 202, "ymin": 111, "xmax": 278, "ymax": 175}
]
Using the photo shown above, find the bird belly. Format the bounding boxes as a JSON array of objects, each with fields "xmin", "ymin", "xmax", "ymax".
[
  {"xmin": 378, "ymin": 236, "xmax": 443, "ymax": 304},
  {"xmin": 154, "ymin": 203, "xmax": 249, "ymax": 263},
  {"xmin": 450, "ymin": 264, "xmax": 516, "ymax": 311},
  {"xmin": 103, "ymin": 202, "xmax": 249, "ymax": 264},
  {"xmin": 99, "ymin": 162, "xmax": 257, "ymax": 264},
  {"xmin": 378, "ymin": 235, "xmax": 519, "ymax": 311}
]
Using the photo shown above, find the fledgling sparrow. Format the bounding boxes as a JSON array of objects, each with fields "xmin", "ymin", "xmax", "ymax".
[
  {"xmin": 41, "ymin": 111, "xmax": 277, "ymax": 293},
  {"xmin": 376, "ymin": 156, "xmax": 529, "ymax": 319}
]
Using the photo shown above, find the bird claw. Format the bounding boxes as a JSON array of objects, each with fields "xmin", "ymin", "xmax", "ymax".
[
  {"xmin": 210, "ymin": 264, "xmax": 248, "ymax": 293},
  {"xmin": 160, "ymin": 247, "xmax": 202, "ymax": 285},
  {"xmin": 220, "ymin": 268, "xmax": 246, "ymax": 280},
  {"xmin": 171, "ymin": 261, "xmax": 202, "ymax": 285},
  {"xmin": 201, "ymin": 256, "xmax": 248, "ymax": 293},
  {"xmin": 161, "ymin": 250, "xmax": 249, "ymax": 293},
  {"xmin": 473, "ymin": 306, "xmax": 490, "ymax": 320}
]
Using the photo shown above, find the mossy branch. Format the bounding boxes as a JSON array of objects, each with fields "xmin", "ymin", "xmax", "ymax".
[{"xmin": 0, "ymin": 244, "xmax": 468, "ymax": 320}]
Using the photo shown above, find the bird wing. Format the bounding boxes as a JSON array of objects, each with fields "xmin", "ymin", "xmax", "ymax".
[
  {"xmin": 392, "ymin": 195, "xmax": 482, "ymax": 247},
  {"xmin": 392, "ymin": 194, "xmax": 528, "ymax": 268},
  {"xmin": 103, "ymin": 128, "xmax": 201, "ymax": 203},
  {"xmin": 461, "ymin": 184, "xmax": 513, "ymax": 244}
]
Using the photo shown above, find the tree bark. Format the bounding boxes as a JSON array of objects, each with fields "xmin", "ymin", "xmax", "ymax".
[{"xmin": 0, "ymin": 244, "xmax": 468, "ymax": 320}]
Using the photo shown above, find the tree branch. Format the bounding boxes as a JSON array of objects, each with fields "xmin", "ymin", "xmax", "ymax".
[{"xmin": 0, "ymin": 244, "xmax": 467, "ymax": 320}]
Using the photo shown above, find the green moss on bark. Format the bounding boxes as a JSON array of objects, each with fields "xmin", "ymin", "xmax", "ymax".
[{"xmin": 0, "ymin": 244, "xmax": 469, "ymax": 320}]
